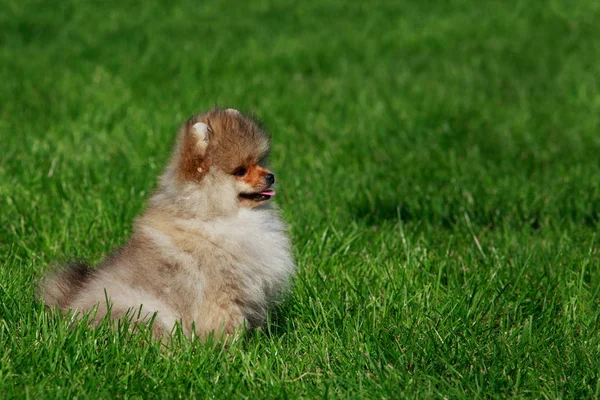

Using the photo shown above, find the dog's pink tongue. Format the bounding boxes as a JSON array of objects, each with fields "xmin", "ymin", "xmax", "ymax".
[{"xmin": 261, "ymin": 189, "xmax": 276, "ymax": 196}]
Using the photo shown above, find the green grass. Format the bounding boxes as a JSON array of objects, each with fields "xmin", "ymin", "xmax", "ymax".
[{"xmin": 1, "ymin": 0, "xmax": 600, "ymax": 398}]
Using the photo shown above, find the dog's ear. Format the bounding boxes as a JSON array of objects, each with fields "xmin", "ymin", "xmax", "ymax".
[
  {"xmin": 177, "ymin": 119, "xmax": 212, "ymax": 182},
  {"xmin": 190, "ymin": 122, "xmax": 210, "ymax": 158}
]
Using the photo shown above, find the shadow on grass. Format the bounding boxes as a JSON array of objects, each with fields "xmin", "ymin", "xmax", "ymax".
[
  {"xmin": 350, "ymin": 196, "xmax": 467, "ymax": 230},
  {"xmin": 351, "ymin": 197, "xmax": 407, "ymax": 226},
  {"xmin": 258, "ymin": 300, "xmax": 295, "ymax": 340}
]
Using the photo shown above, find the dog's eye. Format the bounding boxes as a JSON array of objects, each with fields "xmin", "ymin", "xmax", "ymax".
[{"xmin": 232, "ymin": 167, "xmax": 247, "ymax": 177}]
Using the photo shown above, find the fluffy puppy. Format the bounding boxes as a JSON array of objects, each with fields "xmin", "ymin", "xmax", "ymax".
[{"xmin": 40, "ymin": 108, "xmax": 295, "ymax": 339}]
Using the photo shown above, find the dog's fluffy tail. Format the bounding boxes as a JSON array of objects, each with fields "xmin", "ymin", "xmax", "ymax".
[{"xmin": 39, "ymin": 262, "xmax": 93, "ymax": 309}]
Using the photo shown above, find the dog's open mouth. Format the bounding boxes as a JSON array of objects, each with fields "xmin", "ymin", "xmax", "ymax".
[{"xmin": 239, "ymin": 189, "xmax": 276, "ymax": 202}]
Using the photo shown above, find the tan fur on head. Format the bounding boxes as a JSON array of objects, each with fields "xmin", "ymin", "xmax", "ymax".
[
  {"xmin": 39, "ymin": 108, "xmax": 295, "ymax": 341},
  {"xmin": 155, "ymin": 109, "xmax": 274, "ymax": 219},
  {"xmin": 176, "ymin": 109, "xmax": 270, "ymax": 180}
]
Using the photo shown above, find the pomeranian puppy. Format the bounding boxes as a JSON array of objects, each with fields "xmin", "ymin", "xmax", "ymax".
[{"xmin": 40, "ymin": 108, "xmax": 295, "ymax": 339}]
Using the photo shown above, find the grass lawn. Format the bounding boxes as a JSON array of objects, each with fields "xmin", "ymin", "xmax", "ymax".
[{"xmin": 1, "ymin": 0, "xmax": 600, "ymax": 398}]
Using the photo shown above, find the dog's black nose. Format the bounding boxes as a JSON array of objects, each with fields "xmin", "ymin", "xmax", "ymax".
[{"xmin": 265, "ymin": 173, "xmax": 275, "ymax": 185}]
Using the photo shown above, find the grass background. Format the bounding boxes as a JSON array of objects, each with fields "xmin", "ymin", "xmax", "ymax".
[{"xmin": 1, "ymin": 0, "xmax": 600, "ymax": 398}]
